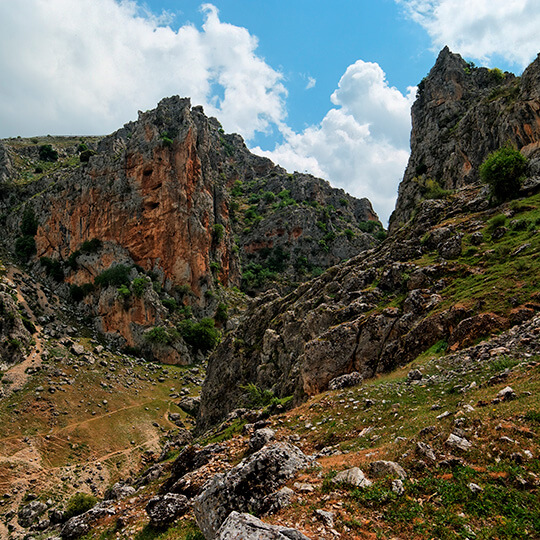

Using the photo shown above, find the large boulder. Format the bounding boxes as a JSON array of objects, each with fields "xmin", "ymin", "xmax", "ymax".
[
  {"xmin": 60, "ymin": 502, "xmax": 115, "ymax": 539},
  {"xmin": 194, "ymin": 442, "xmax": 312, "ymax": 539},
  {"xmin": 145, "ymin": 493, "xmax": 189, "ymax": 528},
  {"xmin": 217, "ymin": 511, "xmax": 311, "ymax": 540},
  {"xmin": 17, "ymin": 500, "xmax": 48, "ymax": 528}
]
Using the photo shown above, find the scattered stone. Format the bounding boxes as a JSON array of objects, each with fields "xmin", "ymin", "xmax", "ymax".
[
  {"xmin": 145, "ymin": 493, "xmax": 189, "ymax": 528},
  {"xmin": 445, "ymin": 434, "xmax": 472, "ymax": 451},
  {"xmin": 468, "ymin": 482, "xmax": 483, "ymax": 494},
  {"xmin": 70, "ymin": 344, "xmax": 85, "ymax": 356},
  {"xmin": 415, "ymin": 442, "xmax": 437, "ymax": 462},
  {"xmin": 18, "ymin": 500, "xmax": 48, "ymax": 528},
  {"xmin": 392, "ymin": 479, "xmax": 404, "ymax": 495},
  {"xmin": 259, "ymin": 487, "xmax": 294, "ymax": 515},
  {"xmin": 328, "ymin": 372, "xmax": 362, "ymax": 390},
  {"xmin": 293, "ymin": 482, "xmax": 314, "ymax": 493},
  {"xmin": 104, "ymin": 482, "xmax": 136, "ymax": 501},
  {"xmin": 497, "ymin": 386, "xmax": 516, "ymax": 401},
  {"xmin": 60, "ymin": 502, "xmax": 115, "ymax": 539},
  {"xmin": 314, "ymin": 509, "xmax": 335, "ymax": 527},
  {"xmin": 332, "ymin": 467, "xmax": 372, "ymax": 488},
  {"xmin": 407, "ymin": 369, "xmax": 423, "ymax": 381},
  {"xmin": 245, "ymin": 424, "xmax": 273, "ymax": 449},
  {"xmin": 436, "ymin": 411, "xmax": 451, "ymax": 420},
  {"xmin": 368, "ymin": 460, "xmax": 407, "ymax": 480},
  {"xmin": 217, "ymin": 511, "xmax": 311, "ymax": 540}
]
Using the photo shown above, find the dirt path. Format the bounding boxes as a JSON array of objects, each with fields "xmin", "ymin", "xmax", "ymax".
[{"xmin": 2, "ymin": 267, "xmax": 46, "ymax": 396}]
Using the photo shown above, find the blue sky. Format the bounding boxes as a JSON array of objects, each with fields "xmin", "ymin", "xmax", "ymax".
[{"xmin": 1, "ymin": 1, "xmax": 539, "ymax": 223}]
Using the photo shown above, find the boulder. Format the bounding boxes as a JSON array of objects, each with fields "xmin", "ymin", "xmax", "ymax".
[
  {"xmin": 18, "ymin": 500, "xmax": 48, "ymax": 528},
  {"xmin": 332, "ymin": 467, "xmax": 372, "ymax": 488},
  {"xmin": 328, "ymin": 372, "xmax": 362, "ymax": 390},
  {"xmin": 104, "ymin": 482, "xmax": 136, "ymax": 501},
  {"xmin": 60, "ymin": 502, "xmax": 115, "ymax": 539},
  {"xmin": 368, "ymin": 460, "xmax": 407, "ymax": 480},
  {"xmin": 248, "ymin": 428, "xmax": 275, "ymax": 453},
  {"xmin": 145, "ymin": 493, "xmax": 189, "ymax": 528},
  {"xmin": 178, "ymin": 396, "xmax": 201, "ymax": 417},
  {"xmin": 217, "ymin": 511, "xmax": 311, "ymax": 540},
  {"xmin": 194, "ymin": 442, "xmax": 311, "ymax": 539}
]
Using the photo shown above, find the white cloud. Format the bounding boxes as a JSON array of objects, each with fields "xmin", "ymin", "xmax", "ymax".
[
  {"xmin": 396, "ymin": 0, "xmax": 540, "ymax": 67},
  {"xmin": 0, "ymin": 1, "xmax": 286, "ymax": 140},
  {"xmin": 253, "ymin": 61, "xmax": 415, "ymax": 225},
  {"xmin": 305, "ymin": 76, "xmax": 316, "ymax": 90}
]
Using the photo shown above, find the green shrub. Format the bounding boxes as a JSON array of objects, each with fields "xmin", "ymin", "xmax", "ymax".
[
  {"xmin": 215, "ymin": 302, "xmax": 228, "ymax": 323},
  {"xmin": 80, "ymin": 238, "xmax": 102, "ymax": 253},
  {"xmin": 77, "ymin": 142, "xmax": 88, "ymax": 152},
  {"xmin": 174, "ymin": 284, "xmax": 192, "ymax": 298},
  {"xmin": 178, "ymin": 317, "xmax": 220, "ymax": 353},
  {"xmin": 160, "ymin": 132, "xmax": 174, "ymax": 146},
  {"xmin": 39, "ymin": 257, "xmax": 64, "ymax": 282},
  {"xmin": 162, "ymin": 298, "xmax": 178, "ymax": 312},
  {"xmin": 21, "ymin": 316, "xmax": 36, "ymax": 334},
  {"xmin": 241, "ymin": 382, "xmax": 275, "ymax": 408},
  {"xmin": 487, "ymin": 214, "xmax": 507, "ymax": 232},
  {"xmin": 480, "ymin": 147, "xmax": 527, "ymax": 202},
  {"xmin": 64, "ymin": 493, "xmax": 97, "ymax": 520},
  {"xmin": 20, "ymin": 208, "xmax": 38, "ymax": 236},
  {"xmin": 230, "ymin": 180, "xmax": 243, "ymax": 197},
  {"xmin": 79, "ymin": 149, "xmax": 95, "ymax": 163},
  {"xmin": 145, "ymin": 326, "xmax": 175, "ymax": 345},
  {"xmin": 488, "ymin": 67, "xmax": 505, "ymax": 83},
  {"xmin": 344, "ymin": 229, "xmax": 355, "ymax": 240},
  {"xmin": 213, "ymin": 223, "xmax": 225, "ymax": 242},
  {"xmin": 38, "ymin": 144, "xmax": 58, "ymax": 162},
  {"xmin": 95, "ymin": 265, "xmax": 131, "ymax": 288},
  {"xmin": 117, "ymin": 284, "xmax": 131, "ymax": 299},
  {"xmin": 263, "ymin": 191, "xmax": 277, "ymax": 203},
  {"xmin": 131, "ymin": 277, "xmax": 147, "ymax": 297},
  {"xmin": 15, "ymin": 236, "xmax": 36, "ymax": 261}
]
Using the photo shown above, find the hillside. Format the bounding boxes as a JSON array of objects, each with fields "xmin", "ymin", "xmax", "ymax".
[{"xmin": 0, "ymin": 48, "xmax": 539, "ymax": 539}]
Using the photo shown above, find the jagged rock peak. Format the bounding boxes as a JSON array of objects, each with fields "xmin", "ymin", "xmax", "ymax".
[{"xmin": 389, "ymin": 48, "xmax": 540, "ymax": 232}]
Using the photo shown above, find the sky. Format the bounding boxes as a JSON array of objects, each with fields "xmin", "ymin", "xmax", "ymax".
[{"xmin": 1, "ymin": 1, "xmax": 539, "ymax": 224}]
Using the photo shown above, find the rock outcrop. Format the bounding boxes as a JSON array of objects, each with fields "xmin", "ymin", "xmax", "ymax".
[
  {"xmin": 2, "ymin": 97, "xmax": 382, "ymax": 361},
  {"xmin": 193, "ymin": 442, "xmax": 311, "ymax": 539},
  {"xmin": 198, "ymin": 51, "xmax": 540, "ymax": 431},
  {"xmin": 389, "ymin": 48, "xmax": 540, "ymax": 232}
]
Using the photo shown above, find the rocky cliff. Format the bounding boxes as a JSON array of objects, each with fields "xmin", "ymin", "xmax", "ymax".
[
  {"xmin": 389, "ymin": 47, "xmax": 540, "ymax": 232},
  {"xmin": 199, "ymin": 50, "xmax": 540, "ymax": 430},
  {"xmin": 0, "ymin": 97, "xmax": 381, "ymax": 363}
]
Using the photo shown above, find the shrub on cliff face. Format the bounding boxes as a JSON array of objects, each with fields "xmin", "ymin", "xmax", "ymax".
[
  {"xmin": 178, "ymin": 318, "xmax": 220, "ymax": 353},
  {"xmin": 94, "ymin": 265, "xmax": 131, "ymax": 288},
  {"xmin": 480, "ymin": 147, "xmax": 527, "ymax": 202},
  {"xmin": 38, "ymin": 144, "xmax": 58, "ymax": 162},
  {"xmin": 63, "ymin": 493, "xmax": 97, "ymax": 520}
]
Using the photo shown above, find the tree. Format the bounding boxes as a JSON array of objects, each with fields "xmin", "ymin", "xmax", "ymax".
[{"xmin": 479, "ymin": 147, "xmax": 527, "ymax": 202}]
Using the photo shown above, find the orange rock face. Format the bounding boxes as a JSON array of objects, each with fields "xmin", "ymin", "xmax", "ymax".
[{"xmin": 36, "ymin": 128, "xmax": 228, "ymax": 299}]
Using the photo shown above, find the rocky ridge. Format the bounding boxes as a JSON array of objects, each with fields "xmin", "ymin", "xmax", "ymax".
[
  {"xmin": 389, "ymin": 47, "xmax": 540, "ymax": 232},
  {"xmin": 0, "ymin": 97, "xmax": 381, "ymax": 364}
]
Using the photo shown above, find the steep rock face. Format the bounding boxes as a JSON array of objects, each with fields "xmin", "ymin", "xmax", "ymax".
[
  {"xmin": 0, "ymin": 142, "xmax": 13, "ymax": 183},
  {"xmin": 3, "ymin": 97, "xmax": 382, "ymax": 360},
  {"xmin": 35, "ymin": 98, "xmax": 239, "ymax": 298},
  {"xmin": 389, "ymin": 48, "xmax": 540, "ymax": 232}
]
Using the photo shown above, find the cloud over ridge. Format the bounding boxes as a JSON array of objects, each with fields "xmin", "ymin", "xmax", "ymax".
[{"xmin": 0, "ymin": 0, "xmax": 286, "ymax": 140}]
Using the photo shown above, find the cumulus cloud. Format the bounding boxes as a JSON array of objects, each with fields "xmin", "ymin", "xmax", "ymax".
[
  {"xmin": 396, "ymin": 0, "xmax": 540, "ymax": 67},
  {"xmin": 0, "ymin": 1, "xmax": 286, "ymax": 140},
  {"xmin": 254, "ymin": 61, "xmax": 415, "ymax": 224}
]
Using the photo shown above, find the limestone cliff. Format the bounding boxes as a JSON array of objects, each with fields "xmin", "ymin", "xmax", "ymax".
[
  {"xmin": 198, "ymin": 50, "xmax": 540, "ymax": 430},
  {"xmin": 1, "ymin": 97, "xmax": 381, "ymax": 362},
  {"xmin": 389, "ymin": 48, "xmax": 540, "ymax": 233}
]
